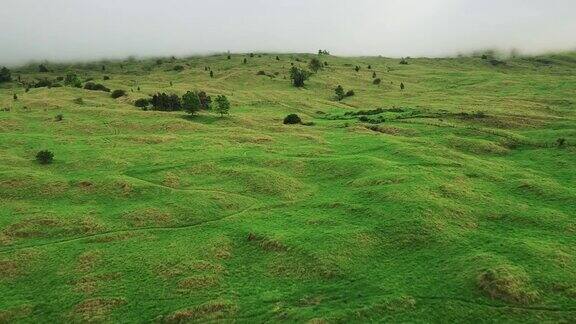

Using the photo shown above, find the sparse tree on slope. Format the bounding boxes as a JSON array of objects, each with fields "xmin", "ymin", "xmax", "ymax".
[{"xmin": 214, "ymin": 95, "xmax": 230, "ymax": 117}]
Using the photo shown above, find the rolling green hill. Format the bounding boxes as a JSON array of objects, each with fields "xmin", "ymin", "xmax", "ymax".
[{"xmin": 0, "ymin": 52, "xmax": 575, "ymax": 322}]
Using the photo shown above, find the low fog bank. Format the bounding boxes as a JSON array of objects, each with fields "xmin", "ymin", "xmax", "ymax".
[{"xmin": 1, "ymin": 0, "xmax": 575, "ymax": 66}]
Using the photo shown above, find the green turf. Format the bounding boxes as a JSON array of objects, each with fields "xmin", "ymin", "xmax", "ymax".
[{"xmin": 0, "ymin": 53, "xmax": 575, "ymax": 322}]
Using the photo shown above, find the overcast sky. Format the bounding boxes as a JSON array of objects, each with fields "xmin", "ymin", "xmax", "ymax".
[{"xmin": 1, "ymin": 0, "xmax": 575, "ymax": 66}]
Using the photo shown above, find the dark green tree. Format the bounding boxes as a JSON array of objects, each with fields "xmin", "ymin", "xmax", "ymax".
[
  {"xmin": 400, "ymin": 82, "xmax": 405, "ymax": 90},
  {"xmin": 0, "ymin": 67, "xmax": 11, "ymax": 83},
  {"xmin": 182, "ymin": 91, "xmax": 201, "ymax": 115},
  {"xmin": 335, "ymin": 85, "xmax": 345, "ymax": 101},
  {"xmin": 289, "ymin": 67, "xmax": 310, "ymax": 88},
  {"xmin": 309, "ymin": 58, "xmax": 322, "ymax": 72},
  {"xmin": 214, "ymin": 95, "xmax": 230, "ymax": 117}
]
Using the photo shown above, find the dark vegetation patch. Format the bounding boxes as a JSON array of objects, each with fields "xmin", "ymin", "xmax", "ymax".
[
  {"xmin": 84, "ymin": 82, "xmax": 110, "ymax": 92},
  {"xmin": 110, "ymin": 89, "xmax": 127, "ymax": 99},
  {"xmin": 283, "ymin": 113, "xmax": 302, "ymax": 125}
]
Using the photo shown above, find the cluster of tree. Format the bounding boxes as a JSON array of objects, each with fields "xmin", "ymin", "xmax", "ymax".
[
  {"xmin": 289, "ymin": 67, "xmax": 310, "ymax": 87},
  {"xmin": 318, "ymin": 50, "xmax": 330, "ymax": 55},
  {"xmin": 84, "ymin": 82, "xmax": 110, "ymax": 92},
  {"xmin": 0, "ymin": 67, "xmax": 11, "ymax": 83},
  {"xmin": 399, "ymin": 58, "xmax": 409, "ymax": 65},
  {"xmin": 149, "ymin": 93, "xmax": 182, "ymax": 111},
  {"xmin": 138, "ymin": 91, "xmax": 230, "ymax": 116},
  {"xmin": 64, "ymin": 73, "xmax": 82, "ymax": 88},
  {"xmin": 334, "ymin": 85, "xmax": 355, "ymax": 101}
]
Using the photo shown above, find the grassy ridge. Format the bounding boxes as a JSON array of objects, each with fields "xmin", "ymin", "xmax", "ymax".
[{"xmin": 0, "ymin": 53, "xmax": 575, "ymax": 322}]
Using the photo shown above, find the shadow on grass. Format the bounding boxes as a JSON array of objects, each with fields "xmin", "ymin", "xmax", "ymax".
[{"xmin": 181, "ymin": 114, "xmax": 226, "ymax": 125}]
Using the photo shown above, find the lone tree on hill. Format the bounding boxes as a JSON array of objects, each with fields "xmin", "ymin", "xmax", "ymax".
[
  {"xmin": 372, "ymin": 71, "xmax": 377, "ymax": 78},
  {"xmin": 355, "ymin": 66, "xmax": 360, "ymax": 72},
  {"xmin": 309, "ymin": 58, "xmax": 322, "ymax": 72},
  {"xmin": 182, "ymin": 91, "xmax": 201, "ymax": 115},
  {"xmin": 38, "ymin": 64, "xmax": 49, "ymax": 73},
  {"xmin": 210, "ymin": 70, "xmax": 214, "ymax": 78},
  {"xmin": 276, "ymin": 56, "xmax": 280, "ymax": 61},
  {"xmin": 400, "ymin": 82, "xmax": 405, "ymax": 90},
  {"xmin": 13, "ymin": 93, "xmax": 18, "ymax": 100},
  {"xmin": 214, "ymin": 95, "xmax": 231, "ymax": 117},
  {"xmin": 289, "ymin": 67, "xmax": 310, "ymax": 88},
  {"xmin": 0, "ymin": 67, "xmax": 11, "ymax": 83},
  {"xmin": 243, "ymin": 58, "xmax": 247, "ymax": 64},
  {"xmin": 335, "ymin": 85, "xmax": 345, "ymax": 101}
]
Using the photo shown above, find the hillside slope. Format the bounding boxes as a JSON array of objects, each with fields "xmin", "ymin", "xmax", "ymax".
[{"xmin": 0, "ymin": 53, "xmax": 575, "ymax": 322}]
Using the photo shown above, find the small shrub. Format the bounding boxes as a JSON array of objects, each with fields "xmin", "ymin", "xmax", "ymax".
[
  {"xmin": 368, "ymin": 65, "xmax": 372, "ymax": 69},
  {"xmin": 243, "ymin": 58, "xmax": 247, "ymax": 64},
  {"xmin": 210, "ymin": 70, "xmax": 214, "ymax": 78},
  {"xmin": 276, "ymin": 56, "xmax": 280, "ymax": 61},
  {"xmin": 345, "ymin": 90, "xmax": 355, "ymax": 97},
  {"xmin": 400, "ymin": 82, "xmax": 405, "ymax": 90},
  {"xmin": 103, "ymin": 75, "xmax": 110, "ymax": 80},
  {"xmin": 73, "ymin": 98, "xmax": 84, "ymax": 105},
  {"xmin": 481, "ymin": 54, "xmax": 489, "ymax": 60},
  {"xmin": 36, "ymin": 150, "xmax": 54, "ymax": 164},
  {"xmin": 372, "ymin": 71, "xmax": 377, "ymax": 78},
  {"xmin": 13, "ymin": 93, "xmax": 17, "ymax": 100},
  {"xmin": 355, "ymin": 66, "xmax": 360, "ymax": 72},
  {"xmin": 134, "ymin": 98, "xmax": 150, "ymax": 108},
  {"xmin": 173, "ymin": 65, "xmax": 185, "ymax": 72},
  {"xmin": 335, "ymin": 85, "xmax": 345, "ymax": 101},
  {"xmin": 111, "ymin": 89, "xmax": 127, "ymax": 99},
  {"xmin": 84, "ymin": 82, "xmax": 110, "ymax": 92},
  {"xmin": 557, "ymin": 138, "xmax": 566, "ymax": 147},
  {"xmin": 227, "ymin": 55, "xmax": 231, "ymax": 60},
  {"xmin": 283, "ymin": 114, "xmax": 302, "ymax": 125},
  {"xmin": 399, "ymin": 58, "xmax": 409, "ymax": 65},
  {"xmin": 373, "ymin": 78, "xmax": 381, "ymax": 85},
  {"xmin": 256, "ymin": 70, "xmax": 266, "ymax": 76},
  {"xmin": 55, "ymin": 114, "xmax": 63, "ymax": 121}
]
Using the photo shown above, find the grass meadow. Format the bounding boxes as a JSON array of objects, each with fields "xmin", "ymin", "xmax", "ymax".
[{"xmin": 0, "ymin": 52, "xmax": 575, "ymax": 322}]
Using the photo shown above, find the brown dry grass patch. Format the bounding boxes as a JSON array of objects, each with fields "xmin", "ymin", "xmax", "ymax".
[
  {"xmin": 177, "ymin": 275, "xmax": 220, "ymax": 290},
  {"xmin": 159, "ymin": 300, "xmax": 237, "ymax": 323},
  {"xmin": 477, "ymin": 267, "xmax": 539, "ymax": 304},
  {"xmin": 123, "ymin": 208, "xmax": 172, "ymax": 227},
  {"xmin": 70, "ymin": 297, "xmax": 127, "ymax": 322},
  {"xmin": 76, "ymin": 250, "xmax": 103, "ymax": 273}
]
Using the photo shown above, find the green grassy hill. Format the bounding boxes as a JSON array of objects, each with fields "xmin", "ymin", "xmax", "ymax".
[{"xmin": 0, "ymin": 52, "xmax": 575, "ymax": 322}]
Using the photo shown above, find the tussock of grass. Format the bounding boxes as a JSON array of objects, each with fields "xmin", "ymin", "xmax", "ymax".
[{"xmin": 477, "ymin": 266, "xmax": 539, "ymax": 304}]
